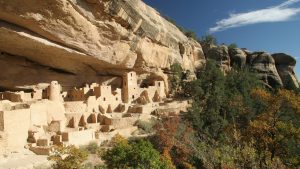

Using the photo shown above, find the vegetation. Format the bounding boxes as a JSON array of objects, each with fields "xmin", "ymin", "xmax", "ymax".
[
  {"xmin": 228, "ymin": 43, "xmax": 238, "ymax": 49},
  {"xmin": 145, "ymin": 60, "xmax": 299, "ymax": 168},
  {"xmin": 47, "ymin": 61, "xmax": 299, "ymax": 169},
  {"xmin": 170, "ymin": 62, "xmax": 184, "ymax": 96},
  {"xmin": 80, "ymin": 142, "xmax": 100, "ymax": 154},
  {"xmin": 101, "ymin": 136, "xmax": 169, "ymax": 169},
  {"xmin": 48, "ymin": 145, "xmax": 88, "ymax": 169},
  {"xmin": 177, "ymin": 61, "xmax": 299, "ymax": 168},
  {"xmin": 201, "ymin": 34, "xmax": 218, "ymax": 46},
  {"xmin": 136, "ymin": 117, "xmax": 158, "ymax": 134}
]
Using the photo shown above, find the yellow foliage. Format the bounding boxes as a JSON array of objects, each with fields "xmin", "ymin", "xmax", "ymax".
[{"xmin": 110, "ymin": 133, "xmax": 127, "ymax": 146}]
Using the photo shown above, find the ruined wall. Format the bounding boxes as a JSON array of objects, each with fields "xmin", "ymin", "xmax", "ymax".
[
  {"xmin": 0, "ymin": 109, "xmax": 31, "ymax": 153},
  {"xmin": 62, "ymin": 129, "xmax": 95, "ymax": 146}
]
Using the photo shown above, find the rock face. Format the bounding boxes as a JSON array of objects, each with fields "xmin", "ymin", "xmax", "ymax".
[
  {"xmin": 0, "ymin": 0, "xmax": 298, "ymax": 91},
  {"xmin": 210, "ymin": 46, "xmax": 299, "ymax": 89},
  {"xmin": 206, "ymin": 45, "xmax": 231, "ymax": 72},
  {"xmin": 229, "ymin": 48, "xmax": 247, "ymax": 68},
  {"xmin": 247, "ymin": 52, "xmax": 283, "ymax": 88},
  {"xmin": 272, "ymin": 53, "xmax": 299, "ymax": 89},
  {"xmin": 0, "ymin": 0, "xmax": 205, "ymax": 90}
]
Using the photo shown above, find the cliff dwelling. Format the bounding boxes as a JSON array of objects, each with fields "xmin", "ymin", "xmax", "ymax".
[{"xmin": 0, "ymin": 71, "xmax": 188, "ymax": 155}]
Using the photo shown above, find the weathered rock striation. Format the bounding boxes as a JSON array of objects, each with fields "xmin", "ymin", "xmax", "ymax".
[
  {"xmin": 0, "ymin": 0, "xmax": 298, "ymax": 90},
  {"xmin": 206, "ymin": 46, "xmax": 299, "ymax": 88},
  {"xmin": 272, "ymin": 53, "xmax": 299, "ymax": 89},
  {"xmin": 0, "ymin": 0, "xmax": 205, "ymax": 90},
  {"xmin": 228, "ymin": 47, "xmax": 247, "ymax": 68},
  {"xmin": 246, "ymin": 51, "xmax": 283, "ymax": 88},
  {"xmin": 206, "ymin": 45, "xmax": 231, "ymax": 73}
]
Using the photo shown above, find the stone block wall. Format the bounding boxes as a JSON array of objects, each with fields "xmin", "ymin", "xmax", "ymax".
[{"xmin": 0, "ymin": 109, "xmax": 31, "ymax": 153}]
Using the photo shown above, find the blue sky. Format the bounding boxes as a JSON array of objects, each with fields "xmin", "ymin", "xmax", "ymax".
[{"xmin": 144, "ymin": 0, "xmax": 300, "ymax": 79}]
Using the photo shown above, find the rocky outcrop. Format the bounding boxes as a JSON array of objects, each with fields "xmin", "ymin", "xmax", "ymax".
[
  {"xmin": 206, "ymin": 45, "xmax": 231, "ymax": 72},
  {"xmin": 209, "ymin": 46, "xmax": 299, "ymax": 89},
  {"xmin": 229, "ymin": 48, "xmax": 247, "ymax": 68},
  {"xmin": 272, "ymin": 53, "xmax": 299, "ymax": 89},
  {"xmin": 246, "ymin": 52, "xmax": 283, "ymax": 88},
  {"xmin": 0, "ymin": 0, "xmax": 205, "ymax": 90}
]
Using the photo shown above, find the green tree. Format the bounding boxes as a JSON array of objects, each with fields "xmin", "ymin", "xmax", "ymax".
[
  {"xmin": 184, "ymin": 62, "xmax": 266, "ymax": 168},
  {"xmin": 130, "ymin": 140, "xmax": 168, "ymax": 169},
  {"xmin": 170, "ymin": 62, "xmax": 184, "ymax": 96},
  {"xmin": 223, "ymin": 67, "xmax": 263, "ymax": 129},
  {"xmin": 48, "ymin": 145, "xmax": 88, "ymax": 169},
  {"xmin": 188, "ymin": 61, "xmax": 227, "ymax": 139},
  {"xmin": 184, "ymin": 30, "xmax": 198, "ymax": 40},
  {"xmin": 101, "ymin": 138, "xmax": 132, "ymax": 168},
  {"xmin": 201, "ymin": 34, "xmax": 217, "ymax": 46},
  {"xmin": 101, "ymin": 139, "xmax": 169, "ymax": 169},
  {"xmin": 228, "ymin": 43, "xmax": 238, "ymax": 49}
]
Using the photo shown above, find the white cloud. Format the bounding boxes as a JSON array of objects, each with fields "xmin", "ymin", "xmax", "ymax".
[{"xmin": 209, "ymin": 0, "xmax": 300, "ymax": 33}]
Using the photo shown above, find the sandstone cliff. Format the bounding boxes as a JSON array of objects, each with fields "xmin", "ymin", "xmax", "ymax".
[
  {"xmin": 0, "ymin": 0, "xmax": 298, "ymax": 91},
  {"xmin": 205, "ymin": 45, "xmax": 299, "ymax": 88},
  {"xmin": 0, "ymin": 0, "xmax": 205, "ymax": 90}
]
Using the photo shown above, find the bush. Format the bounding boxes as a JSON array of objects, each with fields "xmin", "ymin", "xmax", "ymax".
[
  {"xmin": 101, "ymin": 139, "xmax": 170, "ymax": 169},
  {"xmin": 80, "ymin": 141, "xmax": 99, "ymax": 154},
  {"xmin": 201, "ymin": 34, "xmax": 217, "ymax": 46},
  {"xmin": 48, "ymin": 145, "xmax": 88, "ymax": 169},
  {"xmin": 184, "ymin": 30, "xmax": 198, "ymax": 40},
  {"xmin": 136, "ymin": 118, "xmax": 158, "ymax": 134},
  {"xmin": 228, "ymin": 43, "xmax": 238, "ymax": 49},
  {"xmin": 82, "ymin": 163, "xmax": 107, "ymax": 169},
  {"xmin": 170, "ymin": 62, "xmax": 184, "ymax": 96}
]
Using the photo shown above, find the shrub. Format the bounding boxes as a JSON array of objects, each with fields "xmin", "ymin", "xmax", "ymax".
[
  {"xmin": 80, "ymin": 141, "xmax": 99, "ymax": 154},
  {"xmin": 228, "ymin": 43, "xmax": 238, "ymax": 49},
  {"xmin": 101, "ymin": 139, "xmax": 170, "ymax": 169},
  {"xmin": 48, "ymin": 145, "xmax": 88, "ymax": 169},
  {"xmin": 136, "ymin": 118, "xmax": 158, "ymax": 134},
  {"xmin": 184, "ymin": 30, "xmax": 198, "ymax": 40},
  {"xmin": 201, "ymin": 34, "xmax": 217, "ymax": 46},
  {"xmin": 170, "ymin": 62, "xmax": 184, "ymax": 96}
]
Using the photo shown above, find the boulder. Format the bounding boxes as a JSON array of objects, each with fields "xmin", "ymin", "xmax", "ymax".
[
  {"xmin": 229, "ymin": 48, "xmax": 247, "ymax": 68},
  {"xmin": 272, "ymin": 53, "xmax": 299, "ymax": 89},
  {"xmin": 247, "ymin": 52, "xmax": 283, "ymax": 88},
  {"xmin": 206, "ymin": 45, "xmax": 231, "ymax": 73}
]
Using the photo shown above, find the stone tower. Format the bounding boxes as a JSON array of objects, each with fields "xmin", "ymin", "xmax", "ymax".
[
  {"xmin": 48, "ymin": 81, "xmax": 62, "ymax": 102},
  {"xmin": 155, "ymin": 81, "xmax": 166, "ymax": 99},
  {"xmin": 122, "ymin": 71, "xmax": 138, "ymax": 103}
]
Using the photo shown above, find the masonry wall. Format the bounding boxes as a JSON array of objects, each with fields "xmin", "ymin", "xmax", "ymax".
[
  {"xmin": 0, "ymin": 109, "xmax": 31, "ymax": 153},
  {"xmin": 96, "ymin": 86, "xmax": 122, "ymax": 113},
  {"xmin": 30, "ymin": 102, "xmax": 48, "ymax": 126},
  {"xmin": 65, "ymin": 101, "xmax": 87, "ymax": 114},
  {"xmin": 123, "ymin": 72, "xmax": 139, "ymax": 103},
  {"xmin": 63, "ymin": 129, "xmax": 95, "ymax": 146}
]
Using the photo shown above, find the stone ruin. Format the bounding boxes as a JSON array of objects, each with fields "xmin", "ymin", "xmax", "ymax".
[{"xmin": 0, "ymin": 71, "xmax": 190, "ymax": 155}]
